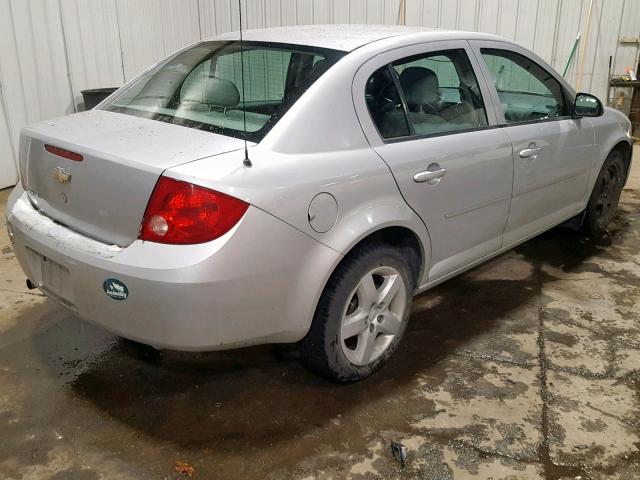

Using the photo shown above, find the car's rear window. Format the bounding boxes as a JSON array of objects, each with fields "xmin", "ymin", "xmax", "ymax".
[{"xmin": 103, "ymin": 41, "xmax": 345, "ymax": 142}]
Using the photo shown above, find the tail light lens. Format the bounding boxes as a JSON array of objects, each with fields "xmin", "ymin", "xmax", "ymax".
[{"xmin": 140, "ymin": 177, "xmax": 248, "ymax": 244}]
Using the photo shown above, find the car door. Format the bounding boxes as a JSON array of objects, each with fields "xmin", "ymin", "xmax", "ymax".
[
  {"xmin": 469, "ymin": 41, "xmax": 595, "ymax": 246},
  {"xmin": 353, "ymin": 41, "xmax": 514, "ymax": 281}
]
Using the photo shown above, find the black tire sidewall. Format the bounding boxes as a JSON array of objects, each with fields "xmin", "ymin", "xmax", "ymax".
[
  {"xmin": 585, "ymin": 151, "xmax": 625, "ymax": 236},
  {"xmin": 303, "ymin": 244, "xmax": 413, "ymax": 382}
]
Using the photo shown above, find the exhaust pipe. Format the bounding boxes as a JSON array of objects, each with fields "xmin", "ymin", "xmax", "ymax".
[{"xmin": 26, "ymin": 279, "xmax": 37, "ymax": 290}]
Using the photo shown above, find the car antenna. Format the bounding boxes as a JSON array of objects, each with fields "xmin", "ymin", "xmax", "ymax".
[{"xmin": 238, "ymin": 0, "xmax": 252, "ymax": 167}]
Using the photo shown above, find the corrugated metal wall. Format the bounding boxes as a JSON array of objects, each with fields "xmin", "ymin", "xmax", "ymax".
[{"xmin": 1, "ymin": 0, "xmax": 638, "ymax": 189}]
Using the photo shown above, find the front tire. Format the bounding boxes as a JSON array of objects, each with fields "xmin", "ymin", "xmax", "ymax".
[
  {"xmin": 299, "ymin": 243, "xmax": 413, "ymax": 383},
  {"xmin": 583, "ymin": 150, "xmax": 626, "ymax": 237}
]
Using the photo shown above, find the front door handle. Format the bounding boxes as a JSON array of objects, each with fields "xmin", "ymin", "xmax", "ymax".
[
  {"xmin": 519, "ymin": 143, "xmax": 542, "ymax": 158},
  {"xmin": 414, "ymin": 164, "xmax": 447, "ymax": 185}
]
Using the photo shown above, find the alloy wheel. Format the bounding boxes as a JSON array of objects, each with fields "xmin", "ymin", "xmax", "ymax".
[{"xmin": 339, "ymin": 266, "xmax": 407, "ymax": 366}]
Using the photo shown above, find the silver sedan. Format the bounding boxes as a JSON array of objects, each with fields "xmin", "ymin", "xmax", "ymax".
[{"xmin": 5, "ymin": 25, "xmax": 633, "ymax": 382}]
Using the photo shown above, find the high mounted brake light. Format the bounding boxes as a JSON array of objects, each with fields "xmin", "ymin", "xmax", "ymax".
[{"xmin": 44, "ymin": 144, "xmax": 83, "ymax": 162}]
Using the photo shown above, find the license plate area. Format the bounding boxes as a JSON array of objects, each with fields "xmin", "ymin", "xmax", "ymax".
[{"xmin": 25, "ymin": 247, "xmax": 76, "ymax": 310}]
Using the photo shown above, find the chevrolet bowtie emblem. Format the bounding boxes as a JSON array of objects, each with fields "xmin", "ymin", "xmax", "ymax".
[{"xmin": 53, "ymin": 166, "xmax": 72, "ymax": 184}]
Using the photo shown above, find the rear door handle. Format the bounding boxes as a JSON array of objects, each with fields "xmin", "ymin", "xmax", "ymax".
[
  {"xmin": 519, "ymin": 145, "xmax": 542, "ymax": 158},
  {"xmin": 414, "ymin": 164, "xmax": 447, "ymax": 185}
]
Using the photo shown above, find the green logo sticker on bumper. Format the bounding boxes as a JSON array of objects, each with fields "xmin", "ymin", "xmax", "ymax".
[{"xmin": 103, "ymin": 278, "xmax": 129, "ymax": 300}]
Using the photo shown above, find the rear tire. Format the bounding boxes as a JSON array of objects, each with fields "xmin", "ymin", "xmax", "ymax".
[
  {"xmin": 583, "ymin": 150, "xmax": 625, "ymax": 237},
  {"xmin": 299, "ymin": 243, "xmax": 413, "ymax": 383}
]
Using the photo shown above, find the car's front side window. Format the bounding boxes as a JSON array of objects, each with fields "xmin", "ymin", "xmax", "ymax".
[
  {"xmin": 480, "ymin": 48, "xmax": 568, "ymax": 124},
  {"xmin": 365, "ymin": 48, "xmax": 489, "ymax": 141}
]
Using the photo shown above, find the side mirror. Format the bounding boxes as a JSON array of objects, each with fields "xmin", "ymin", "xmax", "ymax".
[{"xmin": 574, "ymin": 93, "xmax": 603, "ymax": 117}]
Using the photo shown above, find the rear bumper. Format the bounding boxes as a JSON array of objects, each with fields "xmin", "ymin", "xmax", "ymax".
[{"xmin": 5, "ymin": 186, "xmax": 341, "ymax": 350}]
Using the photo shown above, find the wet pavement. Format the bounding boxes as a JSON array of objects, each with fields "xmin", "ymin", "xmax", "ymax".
[{"xmin": 1, "ymin": 149, "xmax": 639, "ymax": 479}]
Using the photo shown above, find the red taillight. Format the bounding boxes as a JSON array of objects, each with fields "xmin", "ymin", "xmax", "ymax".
[
  {"xmin": 139, "ymin": 177, "xmax": 249, "ymax": 245},
  {"xmin": 45, "ymin": 144, "xmax": 83, "ymax": 162}
]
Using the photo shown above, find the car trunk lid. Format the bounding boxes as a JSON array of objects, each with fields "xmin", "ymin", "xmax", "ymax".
[{"xmin": 19, "ymin": 110, "xmax": 246, "ymax": 246}]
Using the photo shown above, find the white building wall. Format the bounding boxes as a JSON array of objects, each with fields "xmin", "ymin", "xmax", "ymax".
[{"xmin": 0, "ymin": 0, "xmax": 638, "ymax": 188}]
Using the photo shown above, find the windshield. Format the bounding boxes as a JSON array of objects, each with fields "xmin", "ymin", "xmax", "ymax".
[{"xmin": 103, "ymin": 41, "xmax": 345, "ymax": 142}]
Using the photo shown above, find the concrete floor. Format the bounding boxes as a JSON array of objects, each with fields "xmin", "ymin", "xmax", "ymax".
[{"xmin": 1, "ymin": 150, "xmax": 639, "ymax": 480}]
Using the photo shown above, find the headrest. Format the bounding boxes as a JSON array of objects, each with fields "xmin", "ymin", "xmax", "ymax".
[
  {"xmin": 399, "ymin": 67, "xmax": 439, "ymax": 89},
  {"xmin": 201, "ymin": 77, "xmax": 240, "ymax": 108},
  {"xmin": 399, "ymin": 67, "xmax": 440, "ymax": 108}
]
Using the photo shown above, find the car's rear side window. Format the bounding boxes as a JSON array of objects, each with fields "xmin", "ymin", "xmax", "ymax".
[
  {"xmin": 366, "ymin": 49, "xmax": 488, "ymax": 140},
  {"xmin": 480, "ymin": 48, "xmax": 568, "ymax": 123},
  {"xmin": 103, "ymin": 41, "xmax": 344, "ymax": 142}
]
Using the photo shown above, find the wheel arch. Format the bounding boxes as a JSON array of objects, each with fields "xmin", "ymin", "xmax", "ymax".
[
  {"xmin": 585, "ymin": 131, "xmax": 633, "ymax": 203},
  {"xmin": 329, "ymin": 221, "xmax": 430, "ymax": 291},
  {"xmin": 320, "ymin": 195, "xmax": 431, "ymax": 272},
  {"xmin": 610, "ymin": 139, "xmax": 633, "ymax": 183}
]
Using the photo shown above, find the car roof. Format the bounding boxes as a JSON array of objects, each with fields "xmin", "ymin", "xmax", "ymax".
[{"xmin": 210, "ymin": 24, "xmax": 504, "ymax": 52}]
